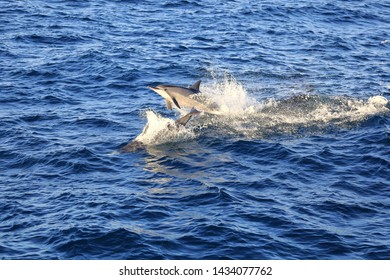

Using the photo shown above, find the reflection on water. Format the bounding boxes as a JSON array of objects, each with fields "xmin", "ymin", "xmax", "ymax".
[{"xmin": 142, "ymin": 141, "xmax": 234, "ymax": 183}]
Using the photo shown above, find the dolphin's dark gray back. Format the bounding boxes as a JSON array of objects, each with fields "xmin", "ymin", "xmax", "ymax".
[
  {"xmin": 158, "ymin": 80, "xmax": 201, "ymax": 94},
  {"xmin": 120, "ymin": 140, "xmax": 144, "ymax": 152}
]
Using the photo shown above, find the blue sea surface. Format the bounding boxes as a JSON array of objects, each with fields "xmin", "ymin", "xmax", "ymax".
[{"xmin": 1, "ymin": 0, "xmax": 390, "ymax": 259}]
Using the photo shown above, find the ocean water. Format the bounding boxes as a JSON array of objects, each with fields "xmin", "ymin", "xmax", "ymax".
[{"xmin": 1, "ymin": 0, "xmax": 390, "ymax": 260}]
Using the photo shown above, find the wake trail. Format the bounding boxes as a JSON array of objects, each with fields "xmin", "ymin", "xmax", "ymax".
[{"xmin": 132, "ymin": 75, "xmax": 389, "ymax": 146}]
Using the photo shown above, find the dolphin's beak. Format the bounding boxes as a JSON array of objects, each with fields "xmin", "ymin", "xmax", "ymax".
[{"xmin": 148, "ymin": 86, "xmax": 161, "ymax": 92}]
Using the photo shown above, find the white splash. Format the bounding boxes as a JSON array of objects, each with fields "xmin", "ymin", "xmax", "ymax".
[
  {"xmin": 135, "ymin": 110, "xmax": 196, "ymax": 145},
  {"xmin": 202, "ymin": 74, "xmax": 257, "ymax": 115},
  {"xmin": 308, "ymin": 95, "xmax": 389, "ymax": 124},
  {"xmin": 198, "ymin": 74, "xmax": 389, "ymax": 138}
]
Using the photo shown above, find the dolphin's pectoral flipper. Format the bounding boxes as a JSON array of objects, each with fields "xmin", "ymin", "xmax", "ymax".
[
  {"xmin": 190, "ymin": 80, "xmax": 201, "ymax": 93},
  {"xmin": 172, "ymin": 97, "xmax": 181, "ymax": 109},
  {"xmin": 166, "ymin": 100, "xmax": 173, "ymax": 110}
]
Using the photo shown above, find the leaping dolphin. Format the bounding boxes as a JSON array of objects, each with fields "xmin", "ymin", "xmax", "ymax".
[
  {"xmin": 120, "ymin": 108, "xmax": 201, "ymax": 153},
  {"xmin": 148, "ymin": 80, "xmax": 220, "ymax": 115}
]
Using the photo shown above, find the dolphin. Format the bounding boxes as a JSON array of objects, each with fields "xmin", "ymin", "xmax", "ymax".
[
  {"xmin": 120, "ymin": 108, "xmax": 201, "ymax": 153},
  {"xmin": 148, "ymin": 80, "xmax": 220, "ymax": 114}
]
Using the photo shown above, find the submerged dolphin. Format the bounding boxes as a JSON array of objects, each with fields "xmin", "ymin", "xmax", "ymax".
[
  {"xmin": 120, "ymin": 108, "xmax": 201, "ymax": 153},
  {"xmin": 148, "ymin": 80, "xmax": 220, "ymax": 114}
]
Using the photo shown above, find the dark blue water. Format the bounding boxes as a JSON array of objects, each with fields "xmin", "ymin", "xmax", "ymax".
[{"xmin": 1, "ymin": 0, "xmax": 390, "ymax": 260}]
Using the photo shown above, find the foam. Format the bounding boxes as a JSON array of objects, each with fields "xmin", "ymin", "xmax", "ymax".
[
  {"xmin": 135, "ymin": 110, "xmax": 196, "ymax": 145},
  {"xmin": 202, "ymin": 74, "xmax": 257, "ymax": 115}
]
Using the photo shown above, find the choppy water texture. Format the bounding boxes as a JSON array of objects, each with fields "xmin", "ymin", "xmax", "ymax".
[{"xmin": 1, "ymin": 0, "xmax": 390, "ymax": 260}]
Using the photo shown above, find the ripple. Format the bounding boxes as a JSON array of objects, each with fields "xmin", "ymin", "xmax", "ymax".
[
  {"xmin": 54, "ymin": 228, "xmax": 152, "ymax": 259},
  {"xmin": 1, "ymin": 0, "xmax": 390, "ymax": 260}
]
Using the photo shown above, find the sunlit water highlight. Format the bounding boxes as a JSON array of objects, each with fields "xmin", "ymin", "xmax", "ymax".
[{"xmin": 1, "ymin": 0, "xmax": 390, "ymax": 260}]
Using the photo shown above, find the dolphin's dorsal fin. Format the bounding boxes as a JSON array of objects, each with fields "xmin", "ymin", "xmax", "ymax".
[
  {"xmin": 175, "ymin": 107, "xmax": 201, "ymax": 126},
  {"xmin": 166, "ymin": 100, "xmax": 173, "ymax": 110},
  {"xmin": 190, "ymin": 80, "xmax": 201, "ymax": 92},
  {"xmin": 189, "ymin": 107, "xmax": 201, "ymax": 115},
  {"xmin": 175, "ymin": 114, "xmax": 192, "ymax": 126}
]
